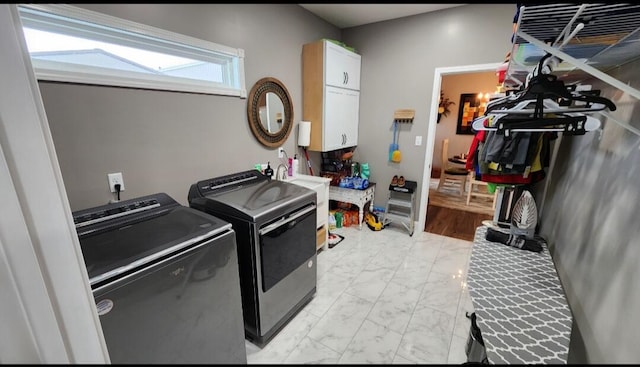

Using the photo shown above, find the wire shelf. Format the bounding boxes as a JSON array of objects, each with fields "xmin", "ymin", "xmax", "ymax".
[{"xmin": 504, "ymin": 3, "xmax": 640, "ymax": 93}]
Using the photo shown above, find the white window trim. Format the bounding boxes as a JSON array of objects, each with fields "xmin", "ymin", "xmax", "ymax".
[{"xmin": 18, "ymin": 4, "xmax": 247, "ymax": 98}]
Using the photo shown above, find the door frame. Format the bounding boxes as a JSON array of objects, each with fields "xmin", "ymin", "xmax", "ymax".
[
  {"xmin": 417, "ymin": 62, "xmax": 502, "ymax": 232},
  {"xmin": 0, "ymin": 4, "xmax": 109, "ymax": 363}
]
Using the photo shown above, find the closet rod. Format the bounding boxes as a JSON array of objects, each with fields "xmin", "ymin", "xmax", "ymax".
[{"xmin": 517, "ymin": 31, "xmax": 640, "ymax": 101}]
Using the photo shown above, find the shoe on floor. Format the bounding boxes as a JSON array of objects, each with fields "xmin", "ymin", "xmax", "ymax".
[
  {"xmin": 391, "ymin": 175, "xmax": 398, "ymax": 186},
  {"xmin": 398, "ymin": 176, "xmax": 406, "ymax": 187}
]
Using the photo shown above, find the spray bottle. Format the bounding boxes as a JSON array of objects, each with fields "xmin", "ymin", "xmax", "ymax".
[{"xmin": 292, "ymin": 154, "xmax": 299, "ymax": 177}]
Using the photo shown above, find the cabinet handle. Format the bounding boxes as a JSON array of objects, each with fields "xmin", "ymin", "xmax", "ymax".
[
  {"xmin": 343, "ymin": 72, "xmax": 347, "ymax": 84},
  {"xmin": 346, "ymin": 72, "xmax": 349, "ymax": 84}
]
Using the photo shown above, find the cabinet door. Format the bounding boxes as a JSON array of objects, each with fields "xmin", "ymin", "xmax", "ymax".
[
  {"xmin": 324, "ymin": 86, "xmax": 359, "ymax": 151},
  {"xmin": 325, "ymin": 41, "xmax": 361, "ymax": 91},
  {"xmin": 341, "ymin": 89, "xmax": 360, "ymax": 148}
]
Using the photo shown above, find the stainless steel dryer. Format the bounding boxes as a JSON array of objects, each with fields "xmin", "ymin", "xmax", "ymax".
[
  {"xmin": 188, "ymin": 170, "xmax": 317, "ymax": 347},
  {"xmin": 73, "ymin": 193, "xmax": 246, "ymax": 364}
]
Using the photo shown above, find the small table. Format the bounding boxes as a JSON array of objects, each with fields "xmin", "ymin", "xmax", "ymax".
[{"xmin": 328, "ymin": 183, "xmax": 376, "ymax": 230}]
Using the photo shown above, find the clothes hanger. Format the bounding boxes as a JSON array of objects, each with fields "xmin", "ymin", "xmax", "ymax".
[
  {"xmin": 487, "ymin": 97, "xmax": 611, "ymax": 115},
  {"xmin": 486, "ymin": 98, "xmax": 610, "ymax": 118},
  {"xmin": 472, "ymin": 97, "xmax": 602, "ymax": 134},
  {"xmin": 486, "ymin": 81, "xmax": 616, "ymax": 115},
  {"xmin": 470, "ymin": 52, "xmax": 610, "ymax": 136},
  {"xmin": 471, "ymin": 113, "xmax": 600, "ymax": 136},
  {"xmin": 486, "ymin": 54, "xmax": 617, "ymax": 114}
]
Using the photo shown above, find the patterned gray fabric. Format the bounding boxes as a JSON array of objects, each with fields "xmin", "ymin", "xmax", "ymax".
[{"xmin": 467, "ymin": 226, "xmax": 572, "ymax": 364}]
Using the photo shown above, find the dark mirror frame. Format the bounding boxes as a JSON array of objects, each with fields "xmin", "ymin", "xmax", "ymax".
[{"xmin": 247, "ymin": 77, "xmax": 293, "ymax": 148}]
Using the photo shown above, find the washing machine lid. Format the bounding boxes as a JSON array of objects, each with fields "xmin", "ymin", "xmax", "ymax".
[
  {"xmin": 74, "ymin": 194, "xmax": 231, "ymax": 285},
  {"xmin": 199, "ymin": 180, "xmax": 315, "ymax": 222}
]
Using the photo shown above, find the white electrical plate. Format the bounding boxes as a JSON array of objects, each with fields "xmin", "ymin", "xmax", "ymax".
[{"xmin": 107, "ymin": 172, "xmax": 124, "ymax": 193}]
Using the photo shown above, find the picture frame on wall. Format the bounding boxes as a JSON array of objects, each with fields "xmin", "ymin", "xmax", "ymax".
[{"xmin": 456, "ymin": 93, "xmax": 486, "ymax": 135}]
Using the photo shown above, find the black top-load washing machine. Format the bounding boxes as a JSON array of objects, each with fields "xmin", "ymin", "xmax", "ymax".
[
  {"xmin": 188, "ymin": 169, "xmax": 317, "ymax": 347},
  {"xmin": 72, "ymin": 193, "xmax": 246, "ymax": 364}
]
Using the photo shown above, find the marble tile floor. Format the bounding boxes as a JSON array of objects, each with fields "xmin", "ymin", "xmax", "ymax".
[{"xmin": 245, "ymin": 224, "xmax": 475, "ymax": 364}]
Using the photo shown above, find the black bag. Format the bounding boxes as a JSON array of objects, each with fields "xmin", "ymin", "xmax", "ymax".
[{"xmin": 464, "ymin": 312, "xmax": 489, "ymax": 364}]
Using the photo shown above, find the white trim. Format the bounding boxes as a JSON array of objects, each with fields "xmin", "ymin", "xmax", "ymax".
[
  {"xmin": 418, "ymin": 62, "xmax": 502, "ymax": 232},
  {"xmin": 18, "ymin": 4, "xmax": 246, "ymax": 97},
  {"xmin": 22, "ymin": 4, "xmax": 241, "ymax": 57},
  {"xmin": 32, "ymin": 63, "xmax": 244, "ymax": 97},
  {"xmin": 0, "ymin": 148, "xmax": 66, "ymax": 362},
  {"xmin": 0, "ymin": 4, "xmax": 109, "ymax": 363}
]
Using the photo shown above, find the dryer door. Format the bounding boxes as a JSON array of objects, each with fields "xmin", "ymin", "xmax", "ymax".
[{"xmin": 258, "ymin": 203, "xmax": 316, "ymax": 291}]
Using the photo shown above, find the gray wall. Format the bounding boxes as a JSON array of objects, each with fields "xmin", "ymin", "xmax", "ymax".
[
  {"xmin": 341, "ymin": 3, "xmax": 514, "ymax": 210},
  {"xmin": 40, "ymin": 4, "xmax": 339, "ymax": 210},
  {"xmin": 538, "ymin": 59, "xmax": 640, "ymax": 363}
]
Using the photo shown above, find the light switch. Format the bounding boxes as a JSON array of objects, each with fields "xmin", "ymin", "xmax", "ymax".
[{"xmin": 415, "ymin": 135, "xmax": 422, "ymax": 146}]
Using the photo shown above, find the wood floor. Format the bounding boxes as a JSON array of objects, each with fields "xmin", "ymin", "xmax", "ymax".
[
  {"xmin": 424, "ymin": 181, "xmax": 494, "ymax": 241},
  {"xmin": 424, "ymin": 204, "xmax": 492, "ymax": 241}
]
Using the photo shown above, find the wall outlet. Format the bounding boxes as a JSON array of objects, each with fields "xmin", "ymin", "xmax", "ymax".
[
  {"xmin": 107, "ymin": 172, "xmax": 125, "ymax": 193},
  {"xmin": 278, "ymin": 147, "xmax": 285, "ymax": 158},
  {"xmin": 415, "ymin": 135, "xmax": 423, "ymax": 146}
]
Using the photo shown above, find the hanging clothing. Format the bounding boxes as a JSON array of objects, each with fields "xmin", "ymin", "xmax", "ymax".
[
  {"xmin": 465, "ymin": 129, "xmax": 486, "ymax": 171},
  {"xmin": 473, "ymin": 128, "xmax": 554, "ymax": 186}
]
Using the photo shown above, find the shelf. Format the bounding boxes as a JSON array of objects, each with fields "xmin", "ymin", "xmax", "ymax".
[{"xmin": 504, "ymin": 3, "xmax": 640, "ymax": 100}]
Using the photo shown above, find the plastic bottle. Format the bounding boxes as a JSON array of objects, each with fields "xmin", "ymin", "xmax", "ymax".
[
  {"xmin": 264, "ymin": 161, "xmax": 273, "ymax": 179},
  {"xmin": 335, "ymin": 211, "xmax": 343, "ymax": 228},
  {"xmin": 288, "ymin": 157, "xmax": 293, "ymax": 176},
  {"xmin": 292, "ymin": 154, "xmax": 299, "ymax": 177},
  {"xmin": 360, "ymin": 163, "xmax": 370, "ymax": 180}
]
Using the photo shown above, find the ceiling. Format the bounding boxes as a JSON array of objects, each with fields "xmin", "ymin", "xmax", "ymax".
[{"xmin": 299, "ymin": 4, "xmax": 467, "ymax": 29}]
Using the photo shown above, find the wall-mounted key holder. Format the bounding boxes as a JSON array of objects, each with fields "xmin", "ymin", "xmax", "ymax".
[{"xmin": 394, "ymin": 109, "xmax": 415, "ymax": 123}]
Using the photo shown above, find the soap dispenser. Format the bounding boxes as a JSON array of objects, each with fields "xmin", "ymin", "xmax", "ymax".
[{"xmin": 264, "ymin": 161, "xmax": 274, "ymax": 180}]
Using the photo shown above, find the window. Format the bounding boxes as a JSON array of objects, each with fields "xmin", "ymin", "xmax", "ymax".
[{"xmin": 18, "ymin": 4, "xmax": 246, "ymax": 97}]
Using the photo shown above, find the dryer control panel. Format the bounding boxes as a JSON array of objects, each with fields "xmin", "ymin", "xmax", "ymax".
[
  {"xmin": 72, "ymin": 193, "xmax": 178, "ymax": 231},
  {"xmin": 193, "ymin": 169, "xmax": 268, "ymax": 196}
]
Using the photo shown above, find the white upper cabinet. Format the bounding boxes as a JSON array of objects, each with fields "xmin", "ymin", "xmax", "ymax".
[
  {"xmin": 324, "ymin": 40, "xmax": 361, "ymax": 91},
  {"xmin": 324, "ymin": 86, "xmax": 360, "ymax": 151},
  {"xmin": 303, "ymin": 39, "xmax": 361, "ymax": 152}
]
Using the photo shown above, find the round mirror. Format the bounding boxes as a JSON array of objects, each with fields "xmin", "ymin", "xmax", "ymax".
[{"xmin": 247, "ymin": 77, "xmax": 293, "ymax": 148}]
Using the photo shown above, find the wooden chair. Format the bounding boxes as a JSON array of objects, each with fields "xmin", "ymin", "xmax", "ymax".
[
  {"xmin": 466, "ymin": 171, "xmax": 497, "ymax": 210},
  {"xmin": 437, "ymin": 138, "xmax": 468, "ymax": 196}
]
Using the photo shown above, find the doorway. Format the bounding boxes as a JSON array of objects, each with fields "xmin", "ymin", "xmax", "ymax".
[{"xmin": 417, "ymin": 63, "xmax": 502, "ymax": 240}]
